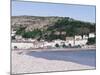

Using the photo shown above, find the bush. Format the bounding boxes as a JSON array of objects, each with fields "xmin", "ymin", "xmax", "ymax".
[
  {"xmin": 22, "ymin": 29, "xmax": 42, "ymax": 38},
  {"xmin": 87, "ymin": 37, "xmax": 96, "ymax": 45},
  {"xmin": 62, "ymin": 43, "xmax": 67, "ymax": 48},
  {"xmin": 14, "ymin": 46, "xmax": 17, "ymax": 49},
  {"xmin": 55, "ymin": 43, "xmax": 60, "ymax": 48},
  {"xmin": 68, "ymin": 44, "xmax": 72, "ymax": 47},
  {"xmin": 77, "ymin": 45, "xmax": 81, "ymax": 48},
  {"xmin": 11, "ymin": 36, "xmax": 15, "ymax": 40},
  {"xmin": 16, "ymin": 26, "xmax": 26, "ymax": 35}
]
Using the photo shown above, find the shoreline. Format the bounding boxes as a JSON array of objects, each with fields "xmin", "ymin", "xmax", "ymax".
[{"xmin": 12, "ymin": 48, "xmax": 96, "ymax": 52}]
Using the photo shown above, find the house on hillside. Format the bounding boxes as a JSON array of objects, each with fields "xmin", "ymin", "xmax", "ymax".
[
  {"xmin": 75, "ymin": 39, "xmax": 88, "ymax": 46},
  {"xmin": 11, "ymin": 29, "xmax": 16, "ymax": 37},
  {"xmin": 61, "ymin": 31, "xmax": 66, "ymax": 35},
  {"xmin": 12, "ymin": 42, "xmax": 33, "ymax": 49},
  {"xmin": 15, "ymin": 35, "xmax": 22, "ymax": 40},
  {"xmin": 75, "ymin": 35, "xmax": 82, "ymax": 40},
  {"xmin": 74, "ymin": 35, "xmax": 88, "ymax": 46},
  {"xmin": 65, "ymin": 35, "xmax": 88, "ymax": 46},
  {"xmin": 65, "ymin": 37, "xmax": 74, "ymax": 46},
  {"xmin": 89, "ymin": 33, "xmax": 95, "ymax": 38},
  {"xmin": 83, "ymin": 35, "xmax": 88, "ymax": 39}
]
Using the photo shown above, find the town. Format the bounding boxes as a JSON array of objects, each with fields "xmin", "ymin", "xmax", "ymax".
[{"xmin": 11, "ymin": 29, "xmax": 96, "ymax": 50}]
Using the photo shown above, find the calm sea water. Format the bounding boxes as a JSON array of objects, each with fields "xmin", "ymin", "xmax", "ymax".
[{"xmin": 27, "ymin": 49, "xmax": 96, "ymax": 67}]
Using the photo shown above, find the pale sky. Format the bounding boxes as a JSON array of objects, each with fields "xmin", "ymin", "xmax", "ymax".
[{"xmin": 12, "ymin": 1, "xmax": 96, "ymax": 23}]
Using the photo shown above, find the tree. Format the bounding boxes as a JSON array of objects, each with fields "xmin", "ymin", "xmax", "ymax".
[
  {"xmin": 76, "ymin": 27, "xmax": 90, "ymax": 37},
  {"xmin": 62, "ymin": 43, "xmax": 67, "ymax": 48},
  {"xmin": 55, "ymin": 44, "xmax": 60, "ymax": 48},
  {"xmin": 22, "ymin": 29, "xmax": 42, "ymax": 38},
  {"xmin": 14, "ymin": 46, "xmax": 17, "ymax": 49},
  {"xmin": 11, "ymin": 36, "xmax": 15, "ymax": 40},
  {"xmin": 16, "ymin": 26, "xmax": 26, "ymax": 35},
  {"xmin": 68, "ymin": 44, "xmax": 72, "ymax": 47},
  {"xmin": 87, "ymin": 37, "xmax": 96, "ymax": 45}
]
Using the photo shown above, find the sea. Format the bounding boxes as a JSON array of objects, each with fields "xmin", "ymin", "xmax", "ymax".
[{"xmin": 28, "ymin": 49, "xmax": 96, "ymax": 67}]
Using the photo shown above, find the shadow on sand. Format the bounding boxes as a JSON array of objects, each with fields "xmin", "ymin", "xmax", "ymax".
[{"xmin": 26, "ymin": 50, "xmax": 96, "ymax": 67}]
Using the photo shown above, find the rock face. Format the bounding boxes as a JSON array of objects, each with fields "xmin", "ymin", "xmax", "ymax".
[{"xmin": 11, "ymin": 16, "xmax": 61, "ymax": 31}]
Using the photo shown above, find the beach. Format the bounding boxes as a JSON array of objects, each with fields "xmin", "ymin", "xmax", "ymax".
[{"xmin": 11, "ymin": 49, "xmax": 95, "ymax": 74}]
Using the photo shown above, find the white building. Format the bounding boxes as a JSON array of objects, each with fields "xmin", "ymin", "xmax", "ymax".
[
  {"xmin": 66, "ymin": 36, "xmax": 88, "ymax": 46},
  {"xmin": 11, "ymin": 30, "xmax": 16, "ymax": 37},
  {"xmin": 75, "ymin": 39, "xmax": 88, "ymax": 46},
  {"xmin": 15, "ymin": 35, "xmax": 22, "ymax": 40},
  {"xmin": 75, "ymin": 35, "xmax": 82, "ymax": 40},
  {"xmin": 83, "ymin": 35, "xmax": 88, "ymax": 39},
  {"xmin": 89, "ymin": 33, "xmax": 95, "ymax": 38},
  {"xmin": 53, "ymin": 39, "xmax": 64, "ymax": 45},
  {"xmin": 12, "ymin": 42, "xmax": 33, "ymax": 49},
  {"xmin": 66, "ymin": 37, "xmax": 74, "ymax": 46},
  {"xmin": 12, "ymin": 40, "xmax": 45, "ymax": 49},
  {"xmin": 43, "ymin": 42, "xmax": 55, "ymax": 48},
  {"xmin": 27, "ymin": 38, "xmax": 37, "ymax": 42},
  {"xmin": 43, "ymin": 39, "xmax": 66, "ymax": 47}
]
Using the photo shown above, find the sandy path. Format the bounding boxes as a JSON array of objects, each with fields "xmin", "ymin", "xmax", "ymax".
[{"xmin": 11, "ymin": 51, "xmax": 95, "ymax": 74}]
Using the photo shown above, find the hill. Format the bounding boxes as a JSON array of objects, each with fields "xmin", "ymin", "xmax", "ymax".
[
  {"xmin": 11, "ymin": 16, "xmax": 61, "ymax": 31},
  {"xmin": 11, "ymin": 16, "xmax": 96, "ymax": 41}
]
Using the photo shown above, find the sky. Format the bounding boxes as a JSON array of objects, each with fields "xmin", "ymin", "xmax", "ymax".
[{"xmin": 12, "ymin": 1, "xmax": 96, "ymax": 23}]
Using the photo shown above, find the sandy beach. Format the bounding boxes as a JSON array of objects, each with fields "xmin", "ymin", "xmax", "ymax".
[{"xmin": 11, "ymin": 50, "xmax": 95, "ymax": 74}]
